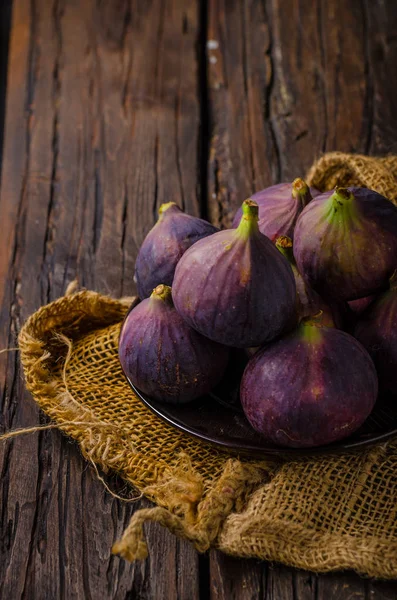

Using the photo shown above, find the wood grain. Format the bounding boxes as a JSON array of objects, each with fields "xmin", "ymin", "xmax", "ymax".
[
  {"xmin": 0, "ymin": 0, "xmax": 12, "ymax": 174},
  {"xmin": 1, "ymin": 0, "xmax": 397, "ymax": 598},
  {"xmin": 0, "ymin": 1, "xmax": 201, "ymax": 598}
]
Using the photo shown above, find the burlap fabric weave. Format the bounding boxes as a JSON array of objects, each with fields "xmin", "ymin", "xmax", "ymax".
[{"xmin": 18, "ymin": 153, "xmax": 397, "ymax": 578}]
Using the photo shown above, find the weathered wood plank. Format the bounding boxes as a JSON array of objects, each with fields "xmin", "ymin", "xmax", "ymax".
[
  {"xmin": 1, "ymin": 0, "xmax": 397, "ymax": 598},
  {"xmin": 207, "ymin": 0, "xmax": 273, "ymax": 228},
  {"xmin": 364, "ymin": 0, "xmax": 397, "ymax": 155},
  {"xmin": 0, "ymin": 0, "xmax": 201, "ymax": 598},
  {"xmin": 0, "ymin": 0, "xmax": 12, "ymax": 173},
  {"xmin": 209, "ymin": 551, "xmax": 264, "ymax": 599},
  {"xmin": 206, "ymin": 0, "xmax": 397, "ymax": 598}
]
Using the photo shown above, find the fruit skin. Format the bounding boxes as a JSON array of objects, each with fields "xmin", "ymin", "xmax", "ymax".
[
  {"xmin": 172, "ymin": 200, "xmax": 297, "ymax": 348},
  {"xmin": 240, "ymin": 319, "xmax": 378, "ymax": 448},
  {"xmin": 348, "ymin": 295, "xmax": 377, "ymax": 315},
  {"xmin": 232, "ymin": 179, "xmax": 319, "ymax": 241},
  {"xmin": 134, "ymin": 202, "xmax": 218, "ymax": 299},
  {"xmin": 354, "ymin": 271, "xmax": 397, "ymax": 396},
  {"xmin": 294, "ymin": 187, "xmax": 397, "ymax": 302},
  {"xmin": 275, "ymin": 235, "xmax": 345, "ymax": 329},
  {"xmin": 119, "ymin": 285, "xmax": 229, "ymax": 403}
]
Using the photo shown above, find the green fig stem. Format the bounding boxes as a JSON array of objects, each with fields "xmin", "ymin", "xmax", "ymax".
[
  {"xmin": 158, "ymin": 202, "xmax": 180, "ymax": 218},
  {"xmin": 390, "ymin": 270, "xmax": 397, "ymax": 291},
  {"xmin": 291, "ymin": 178, "xmax": 312, "ymax": 207},
  {"xmin": 275, "ymin": 235, "xmax": 296, "ymax": 265},
  {"xmin": 326, "ymin": 187, "xmax": 358, "ymax": 223},
  {"xmin": 302, "ymin": 311, "xmax": 325, "ymax": 326},
  {"xmin": 150, "ymin": 284, "xmax": 173, "ymax": 305},
  {"xmin": 332, "ymin": 187, "xmax": 354, "ymax": 205},
  {"xmin": 236, "ymin": 199, "xmax": 259, "ymax": 239},
  {"xmin": 299, "ymin": 313, "xmax": 324, "ymax": 343},
  {"xmin": 301, "ymin": 324, "xmax": 323, "ymax": 344}
]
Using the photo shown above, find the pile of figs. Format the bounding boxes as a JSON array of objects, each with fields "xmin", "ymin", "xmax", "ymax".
[{"xmin": 119, "ymin": 181, "xmax": 397, "ymax": 449}]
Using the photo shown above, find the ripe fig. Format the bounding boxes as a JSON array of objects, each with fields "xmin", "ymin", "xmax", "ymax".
[
  {"xmin": 232, "ymin": 178, "xmax": 319, "ymax": 241},
  {"xmin": 348, "ymin": 295, "xmax": 377, "ymax": 315},
  {"xmin": 119, "ymin": 285, "xmax": 229, "ymax": 403},
  {"xmin": 172, "ymin": 200, "xmax": 297, "ymax": 348},
  {"xmin": 354, "ymin": 271, "xmax": 397, "ymax": 396},
  {"xmin": 240, "ymin": 316, "xmax": 378, "ymax": 448},
  {"xmin": 134, "ymin": 202, "xmax": 218, "ymax": 299},
  {"xmin": 275, "ymin": 235, "xmax": 344, "ymax": 328},
  {"xmin": 294, "ymin": 187, "xmax": 397, "ymax": 301}
]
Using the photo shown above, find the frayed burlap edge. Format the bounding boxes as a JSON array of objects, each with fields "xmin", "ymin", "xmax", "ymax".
[{"xmin": 17, "ymin": 290, "xmax": 271, "ymax": 562}]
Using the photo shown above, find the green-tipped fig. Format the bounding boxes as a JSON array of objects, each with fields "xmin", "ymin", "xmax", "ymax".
[
  {"xmin": 294, "ymin": 187, "xmax": 397, "ymax": 301},
  {"xmin": 172, "ymin": 200, "xmax": 297, "ymax": 348},
  {"xmin": 134, "ymin": 203, "xmax": 218, "ymax": 299},
  {"xmin": 232, "ymin": 179, "xmax": 319, "ymax": 241},
  {"xmin": 119, "ymin": 285, "xmax": 230, "ymax": 403},
  {"xmin": 240, "ymin": 317, "xmax": 378, "ymax": 448}
]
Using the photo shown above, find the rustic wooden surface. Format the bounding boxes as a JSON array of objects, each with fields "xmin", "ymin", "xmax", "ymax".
[{"xmin": 1, "ymin": 0, "xmax": 397, "ymax": 598}]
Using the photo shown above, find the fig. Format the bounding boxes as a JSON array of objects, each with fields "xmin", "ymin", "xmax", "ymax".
[
  {"xmin": 348, "ymin": 295, "xmax": 377, "ymax": 315},
  {"xmin": 134, "ymin": 202, "xmax": 218, "ymax": 299},
  {"xmin": 354, "ymin": 271, "xmax": 397, "ymax": 396},
  {"xmin": 275, "ymin": 235, "xmax": 344, "ymax": 328},
  {"xmin": 240, "ymin": 316, "xmax": 378, "ymax": 448},
  {"xmin": 232, "ymin": 178, "xmax": 319, "ymax": 241},
  {"xmin": 172, "ymin": 200, "xmax": 297, "ymax": 348},
  {"xmin": 294, "ymin": 187, "xmax": 397, "ymax": 301},
  {"xmin": 118, "ymin": 285, "xmax": 229, "ymax": 403}
]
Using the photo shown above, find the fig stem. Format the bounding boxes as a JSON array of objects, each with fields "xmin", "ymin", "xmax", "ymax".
[
  {"xmin": 332, "ymin": 187, "xmax": 354, "ymax": 205},
  {"xmin": 158, "ymin": 202, "xmax": 180, "ymax": 217},
  {"xmin": 302, "ymin": 310, "xmax": 324, "ymax": 325},
  {"xmin": 275, "ymin": 235, "xmax": 296, "ymax": 265},
  {"xmin": 236, "ymin": 199, "xmax": 260, "ymax": 238},
  {"xmin": 151, "ymin": 284, "xmax": 173, "ymax": 304},
  {"xmin": 292, "ymin": 178, "xmax": 312, "ymax": 207},
  {"xmin": 390, "ymin": 270, "xmax": 397, "ymax": 290},
  {"xmin": 326, "ymin": 187, "xmax": 358, "ymax": 224},
  {"xmin": 299, "ymin": 317, "xmax": 323, "ymax": 343}
]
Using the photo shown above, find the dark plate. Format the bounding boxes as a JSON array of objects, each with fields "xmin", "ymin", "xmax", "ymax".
[{"xmin": 120, "ymin": 310, "xmax": 397, "ymax": 458}]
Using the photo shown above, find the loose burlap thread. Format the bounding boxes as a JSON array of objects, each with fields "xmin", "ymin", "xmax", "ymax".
[{"xmin": 17, "ymin": 153, "xmax": 397, "ymax": 578}]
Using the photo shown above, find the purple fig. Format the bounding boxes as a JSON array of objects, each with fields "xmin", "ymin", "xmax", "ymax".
[
  {"xmin": 275, "ymin": 235, "xmax": 345, "ymax": 328},
  {"xmin": 232, "ymin": 178, "xmax": 319, "ymax": 241},
  {"xmin": 348, "ymin": 294, "xmax": 377, "ymax": 315},
  {"xmin": 240, "ymin": 316, "xmax": 378, "ymax": 448},
  {"xmin": 294, "ymin": 187, "xmax": 397, "ymax": 301},
  {"xmin": 172, "ymin": 200, "xmax": 297, "ymax": 348},
  {"xmin": 134, "ymin": 202, "xmax": 218, "ymax": 299},
  {"xmin": 119, "ymin": 284, "xmax": 229, "ymax": 403},
  {"xmin": 354, "ymin": 271, "xmax": 397, "ymax": 396}
]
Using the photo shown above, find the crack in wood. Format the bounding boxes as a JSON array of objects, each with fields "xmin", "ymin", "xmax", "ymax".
[
  {"xmin": 316, "ymin": 0, "xmax": 328, "ymax": 154},
  {"xmin": 362, "ymin": 0, "xmax": 374, "ymax": 155},
  {"xmin": 40, "ymin": 0, "xmax": 63, "ymax": 303},
  {"xmin": 241, "ymin": 0, "xmax": 255, "ymax": 193},
  {"xmin": 175, "ymin": 96, "xmax": 185, "ymax": 212},
  {"xmin": 263, "ymin": 0, "xmax": 282, "ymax": 182},
  {"xmin": 93, "ymin": 152, "xmax": 103, "ymax": 256},
  {"xmin": 198, "ymin": 0, "xmax": 209, "ymax": 221},
  {"xmin": 120, "ymin": 180, "xmax": 128, "ymax": 297}
]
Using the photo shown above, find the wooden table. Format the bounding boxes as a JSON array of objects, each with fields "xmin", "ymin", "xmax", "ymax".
[{"xmin": 1, "ymin": 1, "xmax": 396, "ymax": 598}]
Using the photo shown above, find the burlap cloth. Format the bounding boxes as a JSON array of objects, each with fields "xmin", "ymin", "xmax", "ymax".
[{"xmin": 18, "ymin": 153, "xmax": 397, "ymax": 578}]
